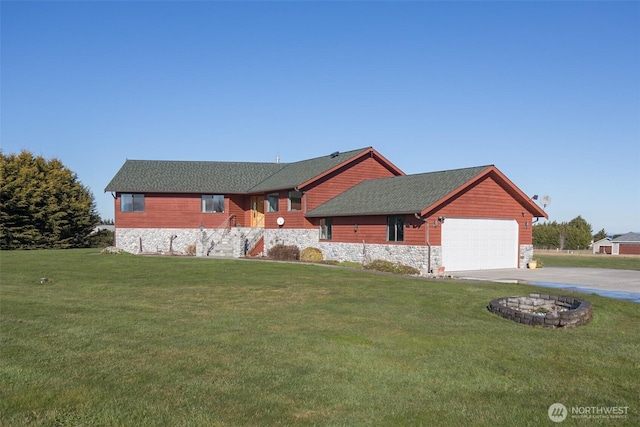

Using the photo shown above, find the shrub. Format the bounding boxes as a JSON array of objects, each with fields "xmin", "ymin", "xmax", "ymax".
[
  {"xmin": 267, "ymin": 244, "xmax": 300, "ymax": 261},
  {"xmin": 88, "ymin": 229, "xmax": 115, "ymax": 248},
  {"xmin": 300, "ymin": 247, "xmax": 323, "ymax": 262},
  {"xmin": 101, "ymin": 246, "xmax": 123, "ymax": 255},
  {"xmin": 364, "ymin": 259, "xmax": 420, "ymax": 275},
  {"xmin": 338, "ymin": 261, "xmax": 364, "ymax": 269},
  {"xmin": 185, "ymin": 243, "xmax": 196, "ymax": 256}
]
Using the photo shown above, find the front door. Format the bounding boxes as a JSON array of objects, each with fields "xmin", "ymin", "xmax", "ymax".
[{"xmin": 251, "ymin": 196, "xmax": 264, "ymax": 227}]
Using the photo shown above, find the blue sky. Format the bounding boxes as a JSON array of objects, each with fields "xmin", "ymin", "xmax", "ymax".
[{"xmin": 2, "ymin": 1, "xmax": 639, "ymax": 234}]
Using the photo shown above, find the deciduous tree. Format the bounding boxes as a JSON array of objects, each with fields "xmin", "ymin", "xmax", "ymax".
[
  {"xmin": 564, "ymin": 216, "xmax": 592, "ymax": 250},
  {"xmin": 533, "ymin": 216, "xmax": 593, "ymax": 250},
  {"xmin": 532, "ymin": 221, "xmax": 560, "ymax": 249}
]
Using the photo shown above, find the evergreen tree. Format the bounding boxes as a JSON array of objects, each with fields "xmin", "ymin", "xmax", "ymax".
[
  {"xmin": 593, "ymin": 228, "xmax": 608, "ymax": 241},
  {"xmin": 0, "ymin": 150, "xmax": 100, "ymax": 249}
]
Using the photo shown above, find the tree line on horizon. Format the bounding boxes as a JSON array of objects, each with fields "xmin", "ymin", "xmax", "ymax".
[{"xmin": 532, "ymin": 216, "xmax": 607, "ymax": 251}]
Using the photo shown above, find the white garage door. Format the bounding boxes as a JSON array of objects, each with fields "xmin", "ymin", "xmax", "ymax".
[{"xmin": 441, "ymin": 218, "xmax": 518, "ymax": 271}]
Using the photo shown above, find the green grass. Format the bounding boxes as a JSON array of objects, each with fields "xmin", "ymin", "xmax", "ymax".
[
  {"xmin": 535, "ymin": 253, "xmax": 640, "ymax": 270},
  {"xmin": 1, "ymin": 249, "xmax": 639, "ymax": 426}
]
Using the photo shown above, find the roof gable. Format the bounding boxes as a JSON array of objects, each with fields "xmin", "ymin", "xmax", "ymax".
[
  {"xmin": 306, "ymin": 165, "xmax": 492, "ymax": 217},
  {"xmin": 307, "ymin": 165, "xmax": 548, "ymax": 218},
  {"xmin": 593, "ymin": 237, "xmax": 612, "ymax": 244},
  {"xmin": 248, "ymin": 147, "xmax": 394, "ymax": 193}
]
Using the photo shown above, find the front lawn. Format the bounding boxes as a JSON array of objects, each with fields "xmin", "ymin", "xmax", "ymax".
[
  {"xmin": 534, "ymin": 252, "xmax": 640, "ymax": 270},
  {"xmin": 1, "ymin": 249, "xmax": 638, "ymax": 426}
]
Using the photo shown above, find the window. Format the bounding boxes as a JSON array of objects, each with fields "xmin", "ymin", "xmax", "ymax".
[
  {"xmin": 201, "ymin": 195, "xmax": 225, "ymax": 213},
  {"xmin": 267, "ymin": 193, "xmax": 279, "ymax": 213},
  {"xmin": 387, "ymin": 216, "xmax": 404, "ymax": 242},
  {"xmin": 288, "ymin": 190, "xmax": 302, "ymax": 211},
  {"xmin": 121, "ymin": 194, "xmax": 145, "ymax": 212},
  {"xmin": 320, "ymin": 218, "xmax": 332, "ymax": 240}
]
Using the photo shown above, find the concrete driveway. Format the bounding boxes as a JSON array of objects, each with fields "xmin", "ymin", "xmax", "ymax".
[{"xmin": 453, "ymin": 267, "xmax": 640, "ymax": 303}]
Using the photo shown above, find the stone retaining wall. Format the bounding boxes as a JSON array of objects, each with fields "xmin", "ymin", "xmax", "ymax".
[
  {"xmin": 263, "ymin": 229, "xmax": 437, "ymax": 275},
  {"xmin": 116, "ymin": 227, "xmax": 535, "ymax": 276},
  {"xmin": 115, "ymin": 227, "xmax": 252, "ymax": 257},
  {"xmin": 487, "ymin": 293, "xmax": 593, "ymax": 328}
]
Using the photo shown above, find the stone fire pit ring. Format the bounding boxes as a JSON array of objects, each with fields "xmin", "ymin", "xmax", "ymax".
[{"xmin": 488, "ymin": 293, "xmax": 593, "ymax": 328}]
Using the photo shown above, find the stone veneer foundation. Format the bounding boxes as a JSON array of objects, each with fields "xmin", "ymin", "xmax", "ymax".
[
  {"xmin": 115, "ymin": 227, "xmax": 535, "ymax": 276},
  {"xmin": 487, "ymin": 293, "xmax": 593, "ymax": 328}
]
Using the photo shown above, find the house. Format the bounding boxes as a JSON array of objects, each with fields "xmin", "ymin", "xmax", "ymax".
[
  {"xmin": 593, "ymin": 232, "xmax": 640, "ymax": 255},
  {"xmin": 105, "ymin": 147, "xmax": 547, "ymax": 273},
  {"xmin": 592, "ymin": 237, "xmax": 613, "ymax": 254}
]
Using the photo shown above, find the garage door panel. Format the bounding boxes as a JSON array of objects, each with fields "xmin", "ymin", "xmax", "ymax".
[{"xmin": 442, "ymin": 218, "xmax": 518, "ymax": 271}]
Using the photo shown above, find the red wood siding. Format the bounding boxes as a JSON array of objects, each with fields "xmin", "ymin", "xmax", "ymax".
[
  {"xmin": 438, "ymin": 175, "xmax": 533, "ymax": 245},
  {"xmin": 115, "ymin": 193, "xmax": 234, "ymax": 229},
  {"xmin": 304, "ymin": 155, "xmax": 399, "ymax": 212},
  {"xmin": 262, "ymin": 191, "xmax": 307, "ymax": 229},
  {"xmin": 228, "ymin": 194, "xmax": 246, "ymax": 227},
  {"xmin": 310, "ymin": 215, "xmax": 427, "ymax": 245},
  {"xmin": 619, "ymin": 244, "xmax": 640, "ymax": 255},
  {"xmin": 316, "ymin": 175, "xmax": 533, "ymax": 246},
  {"xmin": 249, "ymin": 236, "xmax": 264, "ymax": 256},
  {"xmin": 262, "ymin": 155, "xmax": 400, "ymax": 231}
]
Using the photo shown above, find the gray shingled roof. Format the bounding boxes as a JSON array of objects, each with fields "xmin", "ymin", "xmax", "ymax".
[
  {"xmin": 612, "ymin": 232, "xmax": 640, "ymax": 243},
  {"xmin": 104, "ymin": 160, "xmax": 284, "ymax": 193},
  {"xmin": 248, "ymin": 148, "xmax": 371, "ymax": 192},
  {"xmin": 104, "ymin": 148, "xmax": 372, "ymax": 194},
  {"xmin": 306, "ymin": 165, "xmax": 492, "ymax": 217}
]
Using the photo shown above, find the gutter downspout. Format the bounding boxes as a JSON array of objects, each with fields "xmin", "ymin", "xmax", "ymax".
[{"xmin": 415, "ymin": 213, "xmax": 431, "ymax": 274}]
